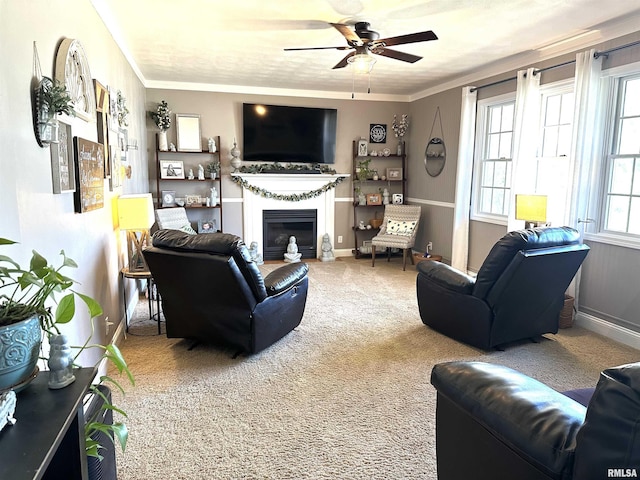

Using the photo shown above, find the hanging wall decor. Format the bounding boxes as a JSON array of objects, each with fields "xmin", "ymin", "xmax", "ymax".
[
  {"xmin": 55, "ymin": 38, "xmax": 96, "ymax": 122},
  {"xmin": 50, "ymin": 121, "xmax": 75, "ymax": 194},
  {"xmin": 94, "ymin": 80, "xmax": 111, "ymax": 178},
  {"xmin": 73, "ymin": 137, "xmax": 104, "ymax": 213},
  {"xmin": 425, "ymin": 107, "xmax": 446, "ymax": 177}
]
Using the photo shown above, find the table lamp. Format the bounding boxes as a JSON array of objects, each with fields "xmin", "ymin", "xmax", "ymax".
[
  {"xmin": 118, "ymin": 193, "xmax": 155, "ymax": 271},
  {"xmin": 515, "ymin": 194, "xmax": 548, "ymax": 229}
]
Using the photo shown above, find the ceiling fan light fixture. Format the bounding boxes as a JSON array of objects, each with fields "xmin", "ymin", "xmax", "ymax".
[{"xmin": 347, "ymin": 52, "xmax": 376, "ymax": 74}]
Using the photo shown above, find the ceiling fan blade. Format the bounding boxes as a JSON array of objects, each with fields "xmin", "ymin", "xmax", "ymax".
[
  {"xmin": 332, "ymin": 51, "xmax": 356, "ymax": 69},
  {"xmin": 284, "ymin": 46, "xmax": 350, "ymax": 51},
  {"xmin": 377, "ymin": 30, "xmax": 438, "ymax": 47},
  {"xmin": 330, "ymin": 23, "xmax": 362, "ymax": 45},
  {"xmin": 373, "ymin": 48, "xmax": 422, "ymax": 64}
]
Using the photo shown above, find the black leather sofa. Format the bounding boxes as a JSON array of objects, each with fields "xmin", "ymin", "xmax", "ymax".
[
  {"xmin": 430, "ymin": 361, "xmax": 640, "ymax": 480},
  {"xmin": 416, "ymin": 227, "xmax": 589, "ymax": 349},
  {"xmin": 143, "ymin": 230, "xmax": 309, "ymax": 354}
]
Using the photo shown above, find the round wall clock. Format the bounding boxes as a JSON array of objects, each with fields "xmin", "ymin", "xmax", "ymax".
[{"xmin": 54, "ymin": 38, "xmax": 96, "ymax": 123}]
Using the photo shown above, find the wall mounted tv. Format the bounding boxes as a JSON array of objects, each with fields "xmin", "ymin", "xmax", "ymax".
[{"xmin": 242, "ymin": 103, "xmax": 337, "ymax": 164}]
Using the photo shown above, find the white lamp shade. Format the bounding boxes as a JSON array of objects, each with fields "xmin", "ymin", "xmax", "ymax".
[
  {"xmin": 118, "ymin": 194, "xmax": 155, "ymax": 230},
  {"xmin": 515, "ymin": 194, "xmax": 548, "ymax": 223}
]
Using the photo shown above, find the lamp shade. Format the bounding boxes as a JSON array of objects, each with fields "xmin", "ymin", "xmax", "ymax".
[
  {"xmin": 118, "ymin": 194, "xmax": 155, "ymax": 230},
  {"xmin": 515, "ymin": 194, "xmax": 548, "ymax": 223}
]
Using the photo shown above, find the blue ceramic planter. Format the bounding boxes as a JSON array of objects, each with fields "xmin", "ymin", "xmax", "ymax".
[{"xmin": 0, "ymin": 315, "xmax": 42, "ymax": 391}]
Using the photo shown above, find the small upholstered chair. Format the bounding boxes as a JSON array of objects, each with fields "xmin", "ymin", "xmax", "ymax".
[
  {"xmin": 155, "ymin": 207, "xmax": 196, "ymax": 233},
  {"xmin": 371, "ymin": 204, "xmax": 421, "ymax": 271},
  {"xmin": 430, "ymin": 361, "xmax": 640, "ymax": 480}
]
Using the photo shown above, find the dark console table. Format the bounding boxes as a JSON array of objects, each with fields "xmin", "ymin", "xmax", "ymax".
[{"xmin": 0, "ymin": 367, "xmax": 97, "ymax": 479}]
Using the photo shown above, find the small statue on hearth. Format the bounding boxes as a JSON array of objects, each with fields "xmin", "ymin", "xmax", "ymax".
[
  {"xmin": 284, "ymin": 235, "xmax": 302, "ymax": 263},
  {"xmin": 320, "ymin": 233, "xmax": 335, "ymax": 262},
  {"xmin": 249, "ymin": 241, "xmax": 264, "ymax": 265}
]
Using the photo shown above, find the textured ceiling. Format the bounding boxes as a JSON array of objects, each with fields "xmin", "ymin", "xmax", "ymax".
[{"xmin": 94, "ymin": 0, "xmax": 640, "ymax": 99}]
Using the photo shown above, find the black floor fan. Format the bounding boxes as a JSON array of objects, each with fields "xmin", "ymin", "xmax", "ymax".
[{"xmin": 85, "ymin": 385, "xmax": 117, "ymax": 480}]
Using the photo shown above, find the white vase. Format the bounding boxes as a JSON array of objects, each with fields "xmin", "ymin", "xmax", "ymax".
[
  {"xmin": 158, "ymin": 131, "xmax": 168, "ymax": 151},
  {"xmin": 230, "ymin": 140, "xmax": 242, "ymax": 172}
]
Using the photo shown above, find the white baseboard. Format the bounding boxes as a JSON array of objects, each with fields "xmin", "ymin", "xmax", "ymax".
[
  {"xmin": 334, "ymin": 248, "xmax": 354, "ymax": 258},
  {"xmin": 575, "ymin": 311, "xmax": 640, "ymax": 351}
]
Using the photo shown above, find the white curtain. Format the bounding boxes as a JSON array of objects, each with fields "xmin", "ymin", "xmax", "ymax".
[
  {"xmin": 566, "ymin": 49, "xmax": 606, "ymax": 302},
  {"xmin": 507, "ymin": 68, "xmax": 541, "ymax": 231},
  {"xmin": 451, "ymin": 86, "xmax": 477, "ymax": 271}
]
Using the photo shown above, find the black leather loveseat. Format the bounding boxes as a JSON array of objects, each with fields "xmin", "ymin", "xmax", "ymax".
[
  {"xmin": 417, "ymin": 227, "xmax": 589, "ymax": 350},
  {"xmin": 144, "ymin": 230, "xmax": 309, "ymax": 354},
  {"xmin": 430, "ymin": 361, "xmax": 640, "ymax": 480}
]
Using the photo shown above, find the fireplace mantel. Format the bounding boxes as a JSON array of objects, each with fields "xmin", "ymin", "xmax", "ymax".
[{"xmin": 233, "ymin": 173, "xmax": 349, "ymax": 259}]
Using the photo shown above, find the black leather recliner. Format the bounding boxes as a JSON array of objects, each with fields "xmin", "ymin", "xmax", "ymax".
[
  {"xmin": 430, "ymin": 361, "xmax": 640, "ymax": 480},
  {"xmin": 143, "ymin": 230, "xmax": 309, "ymax": 354},
  {"xmin": 416, "ymin": 227, "xmax": 590, "ymax": 350}
]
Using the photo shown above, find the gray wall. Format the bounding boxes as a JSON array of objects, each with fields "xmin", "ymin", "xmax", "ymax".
[
  {"xmin": 145, "ymin": 89, "xmax": 409, "ymax": 249},
  {"xmin": 0, "ymin": 0, "xmax": 148, "ymax": 366}
]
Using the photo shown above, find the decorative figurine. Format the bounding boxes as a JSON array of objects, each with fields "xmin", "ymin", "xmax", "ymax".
[
  {"xmin": 198, "ymin": 164, "xmax": 205, "ymax": 180},
  {"xmin": 284, "ymin": 235, "xmax": 302, "ymax": 263},
  {"xmin": 188, "ymin": 168, "xmax": 194, "ymax": 180},
  {"xmin": 230, "ymin": 139, "xmax": 242, "ymax": 172},
  {"xmin": 383, "ymin": 188, "xmax": 390, "ymax": 205},
  {"xmin": 320, "ymin": 233, "xmax": 335, "ymax": 262},
  {"xmin": 249, "ymin": 241, "xmax": 264, "ymax": 265},
  {"xmin": 210, "ymin": 187, "xmax": 218, "ymax": 206},
  {"xmin": 48, "ymin": 334, "xmax": 75, "ymax": 389},
  {"xmin": 208, "ymin": 137, "xmax": 217, "ymax": 153},
  {"xmin": 169, "ymin": 142, "xmax": 177, "ymax": 152},
  {"xmin": 358, "ymin": 220, "xmax": 366, "ymax": 230}
]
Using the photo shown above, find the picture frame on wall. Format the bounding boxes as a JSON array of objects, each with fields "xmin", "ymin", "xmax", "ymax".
[
  {"xmin": 94, "ymin": 80, "xmax": 110, "ymax": 179},
  {"xmin": 160, "ymin": 160, "xmax": 184, "ymax": 179},
  {"xmin": 50, "ymin": 121, "xmax": 75, "ymax": 194},
  {"xmin": 369, "ymin": 124, "xmax": 387, "ymax": 144},
  {"xmin": 73, "ymin": 137, "xmax": 105, "ymax": 213},
  {"xmin": 176, "ymin": 114, "xmax": 202, "ymax": 152}
]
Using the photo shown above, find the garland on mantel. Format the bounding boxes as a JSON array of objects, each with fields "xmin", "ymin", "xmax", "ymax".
[{"xmin": 231, "ymin": 175, "xmax": 347, "ymax": 202}]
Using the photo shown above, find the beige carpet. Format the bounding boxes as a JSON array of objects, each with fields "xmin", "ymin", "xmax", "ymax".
[{"xmin": 113, "ymin": 257, "xmax": 639, "ymax": 479}]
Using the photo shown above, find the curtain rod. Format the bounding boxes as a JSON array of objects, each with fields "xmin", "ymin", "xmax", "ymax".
[
  {"xmin": 469, "ymin": 75, "xmax": 517, "ymax": 93},
  {"xmin": 594, "ymin": 39, "xmax": 640, "ymax": 59},
  {"xmin": 470, "ymin": 39, "xmax": 640, "ymax": 91}
]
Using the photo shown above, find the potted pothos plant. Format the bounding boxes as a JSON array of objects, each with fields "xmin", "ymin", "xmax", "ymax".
[
  {"xmin": 0, "ymin": 237, "xmax": 134, "ymax": 459},
  {"xmin": 36, "ymin": 76, "xmax": 74, "ymax": 146}
]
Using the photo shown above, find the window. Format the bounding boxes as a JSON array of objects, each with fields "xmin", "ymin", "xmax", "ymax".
[
  {"xmin": 534, "ymin": 84, "xmax": 575, "ymax": 226},
  {"xmin": 472, "ymin": 96, "xmax": 515, "ymax": 223},
  {"xmin": 602, "ymin": 75, "xmax": 640, "ymax": 235}
]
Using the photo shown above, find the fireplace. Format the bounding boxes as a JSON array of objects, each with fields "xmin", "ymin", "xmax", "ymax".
[
  {"xmin": 235, "ymin": 173, "xmax": 348, "ymax": 260},
  {"xmin": 263, "ymin": 210, "xmax": 317, "ymax": 260}
]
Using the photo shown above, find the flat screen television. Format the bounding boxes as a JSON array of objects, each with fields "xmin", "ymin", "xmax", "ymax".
[{"xmin": 242, "ymin": 103, "xmax": 337, "ymax": 164}]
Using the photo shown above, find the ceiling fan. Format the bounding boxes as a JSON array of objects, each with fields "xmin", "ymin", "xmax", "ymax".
[{"xmin": 284, "ymin": 21, "xmax": 438, "ymax": 69}]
